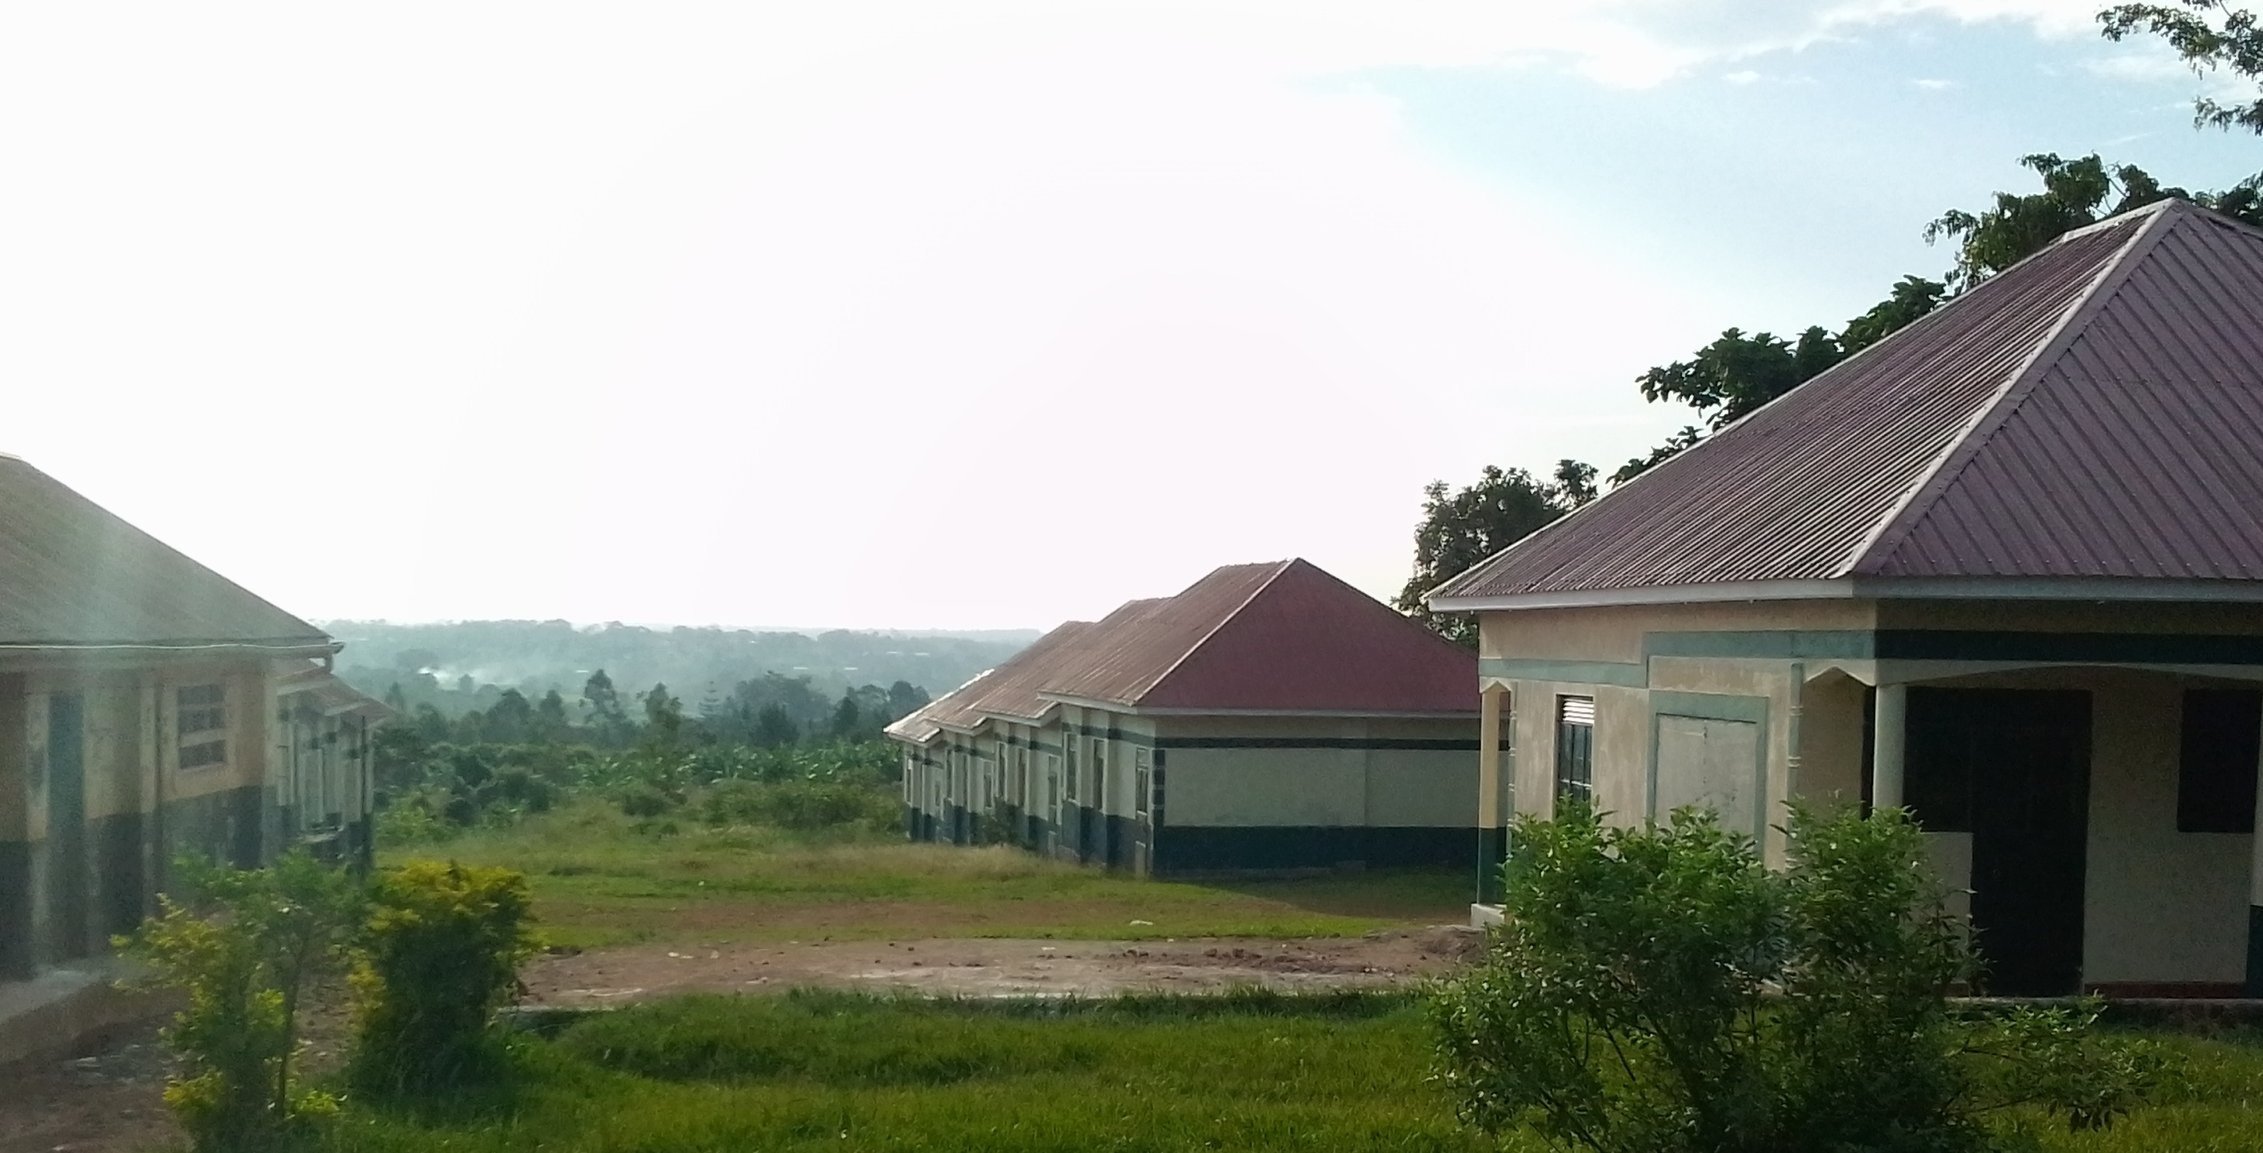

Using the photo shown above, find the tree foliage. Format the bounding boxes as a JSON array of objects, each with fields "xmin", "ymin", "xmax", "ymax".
[
  {"xmin": 1395, "ymin": 464, "xmax": 1589, "ymax": 644},
  {"xmin": 1429, "ymin": 802, "xmax": 2161, "ymax": 1153},
  {"xmin": 350, "ymin": 861, "xmax": 538, "ymax": 1098},
  {"xmin": 119, "ymin": 852, "xmax": 364, "ymax": 1152},
  {"xmin": 2102, "ymin": 0, "xmax": 2263, "ymax": 135}
]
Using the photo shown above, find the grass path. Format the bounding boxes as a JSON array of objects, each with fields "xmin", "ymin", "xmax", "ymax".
[{"xmin": 391, "ymin": 801, "xmax": 1474, "ymax": 949}]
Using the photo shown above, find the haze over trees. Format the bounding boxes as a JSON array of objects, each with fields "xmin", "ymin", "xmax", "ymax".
[{"xmin": 330, "ymin": 618, "xmax": 1027, "ymax": 723}]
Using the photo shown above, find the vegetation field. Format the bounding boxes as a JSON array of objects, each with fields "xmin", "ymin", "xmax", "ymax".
[
  {"xmin": 306, "ymin": 992, "xmax": 2263, "ymax": 1153},
  {"xmin": 392, "ymin": 799, "xmax": 1474, "ymax": 950}
]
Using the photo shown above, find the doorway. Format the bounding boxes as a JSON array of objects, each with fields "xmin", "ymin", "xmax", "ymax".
[
  {"xmin": 46, "ymin": 692, "xmax": 88, "ymax": 961},
  {"xmin": 1905, "ymin": 687, "xmax": 2091, "ymax": 996}
]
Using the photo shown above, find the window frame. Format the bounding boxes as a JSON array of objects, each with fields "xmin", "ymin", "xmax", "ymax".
[
  {"xmin": 1555, "ymin": 694, "xmax": 1595, "ymax": 805},
  {"xmin": 176, "ymin": 682, "xmax": 228, "ymax": 772}
]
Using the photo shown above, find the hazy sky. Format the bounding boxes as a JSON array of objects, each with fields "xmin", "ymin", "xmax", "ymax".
[{"xmin": 4, "ymin": 2, "xmax": 2258, "ymax": 631}]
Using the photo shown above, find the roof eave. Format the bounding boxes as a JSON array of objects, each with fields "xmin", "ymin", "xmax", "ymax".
[{"xmin": 1433, "ymin": 575, "xmax": 2263, "ymax": 613}]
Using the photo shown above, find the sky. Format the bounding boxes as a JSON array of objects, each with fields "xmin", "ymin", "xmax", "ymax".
[{"xmin": 2, "ymin": 1, "xmax": 2258, "ymax": 632}]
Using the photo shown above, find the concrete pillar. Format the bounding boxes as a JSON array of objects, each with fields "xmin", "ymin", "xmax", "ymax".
[
  {"xmin": 1476, "ymin": 684, "xmax": 1505, "ymax": 906},
  {"xmin": 1871, "ymin": 683, "xmax": 1907, "ymax": 814},
  {"xmin": 2247, "ymin": 707, "xmax": 2263, "ymax": 996}
]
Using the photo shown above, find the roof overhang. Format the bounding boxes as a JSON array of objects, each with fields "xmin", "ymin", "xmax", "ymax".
[
  {"xmin": 1429, "ymin": 576, "xmax": 2263, "ymax": 614},
  {"xmin": 1036, "ymin": 691, "xmax": 1475, "ymax": 719},
  {"xmin": 0, "ymin": 639, "xmax": 341, "ymax": 671}
]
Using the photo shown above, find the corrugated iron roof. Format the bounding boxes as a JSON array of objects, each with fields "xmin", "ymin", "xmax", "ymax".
[
  {"xmin": 1431, "ymin": 200, "xmax": 2263, "ymax": 604},
  {"xmin": 886, "ymin": 559, "xmax": 1475, "ymax": 745},
  {"xmin": 0, "ymin": 456, "xmax": 333, "ymax": 649}
]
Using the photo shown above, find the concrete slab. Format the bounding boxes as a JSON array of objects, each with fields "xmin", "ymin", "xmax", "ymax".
[{"xmin": 0, "ymin": 958, "xmax": 168, "ymax": 1065}]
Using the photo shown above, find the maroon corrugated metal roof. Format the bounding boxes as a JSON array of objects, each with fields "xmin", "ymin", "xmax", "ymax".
[
  {"xmin": 886, "ymin": 559, "xmax": 1476, "ymax": 744},
  {"xmin": 0, "ymin": 456, "xmax": 332, "ymax": 648},
  {"xmin": 1431, "ymin": 200, "xmax": 2263, "ymax": 602}
]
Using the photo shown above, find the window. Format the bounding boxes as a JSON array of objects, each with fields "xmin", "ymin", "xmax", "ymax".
[
  {"xmin": 1134, "ymin": 747, "xmax": 1152, "ymax": 818},
  {"xmin": 1091, "ymin": 737, "xmax": 1108, "ymax": 809},
  {"xmin": 2180, "ymin": 688, "xmax": 2261, "ymax": 833},
  {"xmin": 1064, "ymin": 736, "xmax": 1080, "ymax": 803},
  {"xmin": 1015, "ymin": 747, "xmax": 1029, "ymax": 804},
  {"xmin": 1555, "ymin": 695, "xmax": 1594, "ymax": 804},
  {"xmin": 177, "ymin": 683, "xmax": 227, "ymax": 771}
]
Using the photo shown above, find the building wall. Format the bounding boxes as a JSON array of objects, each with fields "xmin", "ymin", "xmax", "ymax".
[
  {"xmin": 5, "ymin": 658, "xmax": 289, "ymax": 975},
  {"xmin": 1480, "ymin": 598, "xmax": 2263, "ymax": 989},
  {"xmin": 1146, "ymin": 713, "xmax": 1478, "ymax": 873},
  {"xmin": 895, "ymin": 709, "xmax": 1480, "ymax": 875}
]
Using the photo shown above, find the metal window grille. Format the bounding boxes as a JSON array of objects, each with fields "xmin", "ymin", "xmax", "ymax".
[{"xmin": 1556, "ymin": 695, "xmax": 1595, "ymax": 804}]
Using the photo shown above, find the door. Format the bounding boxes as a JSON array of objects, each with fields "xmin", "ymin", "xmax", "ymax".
[
  {"xmin": 1906, "ymin": 688, "xmax": 2091, "ymax": 996},
  {"xmin": 47, "ymin": 692, "xmax": 88, "ymax": 960}
]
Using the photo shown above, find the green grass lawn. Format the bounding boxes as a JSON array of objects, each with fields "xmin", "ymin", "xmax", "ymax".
[
  {"xmin": 388, "ymin": 800, "xmax": 1475, "ymax": 949},
  {"xmin": 312, "ymin": 992, "xmax": 2263, "ymax": 1153}
]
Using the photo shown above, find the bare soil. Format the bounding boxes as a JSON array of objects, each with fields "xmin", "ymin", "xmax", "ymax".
[
  {"xmin": 0, "ymin": 928, "xmax": 1479, "ymax": 1152},
  {"xmin": 524, "ymin": 925, "xmax": 1482, "ymax": 1004}
]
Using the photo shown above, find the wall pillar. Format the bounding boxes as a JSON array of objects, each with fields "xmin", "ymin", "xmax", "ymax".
[
  {"xmin": 2247, "ymin": 707, "xmax": 2263, "ymax": 997},
  {"xmin": 1872, "ymin": 683, "xmax": 1907, "ymax": 814},
  {"xmin": 1477, "ymin": 683, "xmax": 1505, "ymax": 906}
]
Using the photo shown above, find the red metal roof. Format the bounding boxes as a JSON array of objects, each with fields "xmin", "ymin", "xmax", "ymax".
[
  {"xmin": 1431, "ymin": 200, "xmax": 2263, "ymax": 604},
  {"xmin": 0, "ymin": 456, "xmax": 333, "ymax": 649},
  {"xmin": 887, "ymin": 559, "xmax": 1476, "ymax": 744}
]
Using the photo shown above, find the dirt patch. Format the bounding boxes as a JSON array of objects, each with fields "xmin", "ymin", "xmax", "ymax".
[
  {"xmin": 0, "ymin": 1022, "xmax": 174, "ymax": 1153},
  {"xmin": 525, "ymin": 925, "xmax": 1483, "ymax": 1003}
]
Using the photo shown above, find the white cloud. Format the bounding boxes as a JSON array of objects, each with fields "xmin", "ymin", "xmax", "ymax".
[
  {"xmin": 1912, "ymin": 77, "xmax": 1958, "ymax": 89},
  {"xmin": 1725, "ymin": 69, "xmax": 1765, "ymax": 84}
]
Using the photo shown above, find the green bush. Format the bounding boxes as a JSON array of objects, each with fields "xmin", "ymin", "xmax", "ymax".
[
  {"xmin": 1429, "ymin": 801, "xmax": 2161, "ymax": 1153},
  {"xmin": 119, "ymin": 851, "xmax": 363, "ymax": 1152},
  {"xmin": 351, "ymin": 860, "xmax": 538, "ymax": 1098},
  {"xmin": 697, "ymin": 778, "xmax": 896, "ymax": 832},
  {"xmin": 616, "ymin": 783, "xmax": 674, "ymax": 818}
]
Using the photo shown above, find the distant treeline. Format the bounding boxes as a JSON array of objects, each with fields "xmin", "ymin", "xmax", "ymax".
[
  {"xmin": 325, "ymin": 618, "xmax": 1032, "ymax": 719},
  {"xmin": 380, "ymin": 667, "xmax": 933, "ymax": 750}
]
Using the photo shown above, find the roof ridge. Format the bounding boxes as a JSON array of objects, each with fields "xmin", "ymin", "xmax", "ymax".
[
  {"xmin": 1838, "ymin": 201, "xmax": 2178, "ymax": 576},
  {"xmin": 1129, "ymin": 558, "xmax": 1295, "ymax": 706}
]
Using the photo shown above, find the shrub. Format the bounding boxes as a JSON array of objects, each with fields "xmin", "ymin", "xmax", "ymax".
[
  {"xmin": 697, "ymin": 778, "xmax": 897, "ymax": 832},
  {"xmin": 350, "ymin": 861, "xmax": 538, "ymax": 1098},
  {"xmin": 617, "ymin": 783, "xmax": 674, "ymax": 818},
  {"xmin": 1429, "ymin": 801, "xmax": 2159, "ymax": 1153},
  {"xmin": 119, "ymin": 852, "xmax": 363, "ymax": 1152},
  {"xmin": 374, "ymin": 799, "xmax": 451, "ymax": 846}
]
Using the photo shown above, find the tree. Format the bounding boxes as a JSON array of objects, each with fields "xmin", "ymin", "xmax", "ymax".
[
  {"xmin": 481, "ymin": 689, "xmax": 534, "ymax": 744},
  {"xmin": 831, "ymin": 692, "xmax": 863, "ymax": 740},
  {"xmin": 1609, "ymin": 426, "xmax": 1703, "ymax": 487},
  {"xmin": 1395, "ymin": 465, "xmax": 1586, "ymax": 645},
  {"xmin": 382, "ymin": 682, "xmax": 409, "ymax": 715},
  {"xmin": 581, "ymin": 668, "xmax": 627, "ymax": 746},
  {"xmin": 1924, "ymin": 154, "xmax": 2163, "ymax": 289},
  {"xmin": 1636, "ymin": 325, "xmax": 1846, "ymax": 430},
  {"xmin": 1841, "ymin": 275, "xmax": 1949, "ymax": 354},
  {"xmin": 885, "ymin": 679, "xmax": 929, "ymax": 722},
  {"xmin": 534, "ymin": 689, "xmax": 569, "ymax": 740},
  {"xmin": 642, "ymin": 682, "xmax": 683, "ymax": 749},
  {"xmin": 753, "ymin": 704, "xmax": 801, "ymax": 748},
  {"xmin": 2102, "ymin": 1, "xmax": 2263, "ymax": 135}
]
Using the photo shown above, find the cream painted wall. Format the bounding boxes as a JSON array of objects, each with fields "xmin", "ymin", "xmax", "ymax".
[
  {"xmin": 1480, "ymin": 600, "xmax": 1877, "ymax": 665},
  {"xmin": 1151, "ymin": 714, "xmax": 1477, "ymax": 830},
  {"xmin": 1796, "ymin": 669, "xmax": 1868, "ymax": 805}
]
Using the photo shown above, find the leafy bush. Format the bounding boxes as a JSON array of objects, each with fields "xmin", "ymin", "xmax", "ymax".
[
  {"xmin": 1429, "ymin": 801, "xmax": 2160, "ymax": 1153},
  {"xmin": 350, "ymin": 861, "xmax": 538, "ymax": 1098},
  {"xmin": 698, "ymin": 778, "xmax": 897, "ymax": 832},
  {"xmin": 616, "ymin": 783, "xmax": 674, "ymax": 818},
  {"xmin": 119, "ymin": 852, "xmax": 363, "ymax": 1152}
]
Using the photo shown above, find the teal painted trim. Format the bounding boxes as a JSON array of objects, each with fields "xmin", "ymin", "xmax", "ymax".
[
  {"xmin": 1063, "ymin": 722, "xmax": 1152, "ymax": 747},
  {"xmin": 1479, "ymin": 657, "xmax": 1646, "ymax": 688},
  {"xmin": 1646, "ymin": 691, "xmax": 1770, "ymax": 835},
  {"xmin": 1644, "ymin": 630, "xmax": 1876, "ymax": 660},
  {"xmin": 1649, "ymin": 690, "xmax": 1769, "ymax": 725}
]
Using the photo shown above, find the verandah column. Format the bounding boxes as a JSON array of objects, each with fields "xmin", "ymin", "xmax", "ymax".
[
  {"xmin": 1872, "ymin": 682, "xmax": 1907, "ymax": 814},
  {"xmin": 1476, "ymin": 683, "xmax": 1505, "ymax": 906},
  {"xmin": 2248, "ymin": 706, "xmax": 2263, "ymax": 997}
]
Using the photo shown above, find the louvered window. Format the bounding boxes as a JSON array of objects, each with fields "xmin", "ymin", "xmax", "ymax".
[
  {"xmin": 177, "ymin": 683, "xmax": 227, "ymax": 772},
  {"xmin": 1556, "ymin": 696, "xmax": 1595, "ymax": 805}
]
